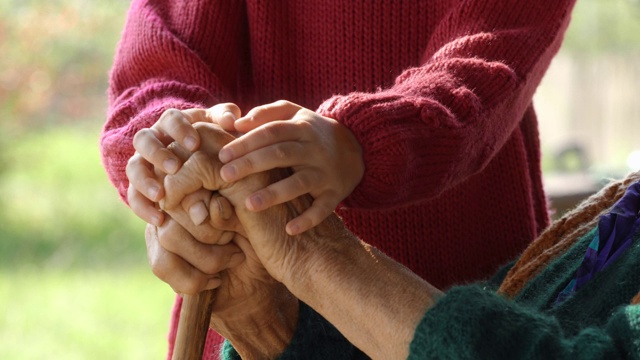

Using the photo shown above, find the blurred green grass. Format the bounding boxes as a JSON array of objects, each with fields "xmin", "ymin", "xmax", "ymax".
[
  {"xmin": 0, "ymin": 269, "xmax": 174, "ymax": 360},
  {"xmin": 0, "ymin": 125, "xmax": 144, "ymax": 269},
  {"xmin": 0, "ymin": 1, "xmax": 179, "ymax": 358},
  {"xmin": 0, "ymin": 126, "xmax": 175, "ymax": 359}
]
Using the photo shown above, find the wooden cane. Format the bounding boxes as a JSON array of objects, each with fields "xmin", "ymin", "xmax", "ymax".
[{"xmin": 171, "ymin": 289, "xmax": 216, "ymax": 360}]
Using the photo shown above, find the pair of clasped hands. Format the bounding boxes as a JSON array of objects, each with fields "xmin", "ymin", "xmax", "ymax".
[{"xmin": 126, "ymin": 101, "xmax": 364, "ymax": 335}]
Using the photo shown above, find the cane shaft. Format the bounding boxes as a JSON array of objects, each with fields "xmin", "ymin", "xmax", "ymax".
[{"xmin": 172, "ymin": 290, "xmax": 216, "ymax": 360}]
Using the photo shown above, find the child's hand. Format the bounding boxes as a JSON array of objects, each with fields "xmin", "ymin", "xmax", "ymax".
[
  {"xmin": 127, "ymin": 103, "xmax": 241, "ymax": 226},
  {"xmin": 216, "ymin": 100, "xmax": 364, "ymax": 236}
]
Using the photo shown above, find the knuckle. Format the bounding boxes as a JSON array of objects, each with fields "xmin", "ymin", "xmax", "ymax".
[
  {"xmin": 239, "ymin": 156, "xmax": 255, "ymax": 173},
  {"xmin": 218, "ymin": 231, "xmax": 234, "ymax": 245},
  {"xmin": 198, "ymin": 229, "xmax": 225, "ymax": 245},
  {"xmin": 273, "ymin": 144, "xmax": 288, "ymax": 160},
  {"xmin": 150, "ymin": 257, "xmax": 170, "ymax": 282},
  {"xmin": 192, "ymin": 121, "xmax": 209, "ymax": 132},
  {"xmin": 201, "ymin": 258, "xmax": 221, "ymax": 275},
  {"xmin": 179, "ymin": 282, "xmax": 198, "ymax": 296},
  {"xmin": 125, "ymin": 154, "xmax": 140, "ymax": 173},
  {"xmin": 251, "ymin": 104, "xmax": 269, "ymax": 116},
  {"xmin": 161, "ymin": 108, "xmax": 182, "ymax": 121},
  {"xmin": 208, "ymin": 211, "xmax": 225, "ymax": 227},
  {"xmin": 273, "ymin": 99, "xmax": 291, "ymax": 108},
  {"xmin": 127, "ymin": 184, "xmax": 137, "ymax": 200},
  {"xmin": 191, "ymin": 151, "xmax": 209, "ymax": 164},
  {"xmin": 295, "ymin": 118, "xmax": 313, "ymax": 131},
  {"xmin": 148, "ymin": 146, "xmax": 168, "ymax": 162},
  {"xmin": 221, "ymin": 102, "xmax": 240, "ymax": 113},
  {"xmin": 293, "ymin": 172, "xmax": 312, "ymax": 191},
  {"xmin": 161, "ymin": 109, "xmax": 189, "ymax": 133},
  {"xmin": 163, "ymin": 176, "xmax": 177, "ymax": 196},
  {"xmin": 133, "ymin": 128, "xmax": 152, "ymax": 145},
  {"xmin": 156, "ymin": 224, "xmax": 176, "ymax": 249},
  {"xmin": 259, "ymin": 123, "xmax": 279, "ymax": 138},
  {"xmin": 126, "ymin": 153, "xmax": 138, "ymax": 166},
  {"xmin": 317, "ymin": 198, "xmax": 337, "ymax": 214},
  {"xmin": 179, "ymin": 276, "xmax": 205, "ymax": 295}
]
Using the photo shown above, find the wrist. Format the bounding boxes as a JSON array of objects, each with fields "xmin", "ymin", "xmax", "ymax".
[
  {"xmin": 279, "ymin": 212, "xmax": 356, "ymax": 288},
  {"xmin": 280, "ymin": 214, "xmax": 441, "ymax": 359},
  {"xmin": 212, "ymin": 286, "xmax": 299, "ymax": 359}
]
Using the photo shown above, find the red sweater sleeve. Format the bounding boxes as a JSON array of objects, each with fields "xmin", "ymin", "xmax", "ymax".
[
  {"xmin": 100, "ymin": 0, "xmax": 245, "ymax": 202},
  {"xmin": 317, "ymin": 1, "xmax": 576, "ymax": 209}
]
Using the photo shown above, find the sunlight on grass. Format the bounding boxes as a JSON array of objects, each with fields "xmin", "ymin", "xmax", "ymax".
[
  {"xmin": 0, "ymin": 126, "xmax": 179, "ymax": 358},
  {"xmin": 0, "ymin": 125, "xmax": 146, "ymax": 269},
  {"xmin": 0, "ymin": 268, "xmax": 175, "ymax": 360}
]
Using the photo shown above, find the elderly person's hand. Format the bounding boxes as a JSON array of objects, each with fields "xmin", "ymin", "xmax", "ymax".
[
  {"xmin": 147, "ymin": 123, "xmax": 299, "ymax": 358},
  {"xmin": 160, "ymin": 122, "xmax": 300, "ymax": 282},
  {"xmin": 146, "ymin": 201, "xmax": 299, "ymax": 358},
  {"xmin": 162, "ymin": 122, "xmax": 444, "ymax": 359}
]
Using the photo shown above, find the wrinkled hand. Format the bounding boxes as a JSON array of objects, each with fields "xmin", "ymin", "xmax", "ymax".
[
  {"xmin": 146, "ymin": 196, "xmax": 298, "ymax": 357},
  {"xmin": 161, "ymin": 124, "xmax": 439, "ymax": 360},
  {"xmin": 145, "ymin": 208, "xmax": 243, "ymax": 294},
  {"xmin": 149, "ymin": 124, "xmax": 299, "ymax": 357},
  {"xmin": 215, "ymin": 100, "xmax": 364, "ymax": 236},
  {"xmin": 162, "ymin": 122, "xmax": 319, "ymax": 282},
  {"xmin": 127, "ymin": 103, "xmax": 241, "ymax": 226}
]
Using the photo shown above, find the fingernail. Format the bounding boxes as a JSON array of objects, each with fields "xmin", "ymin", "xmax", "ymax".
[
  {"xmin": 287, "ymin": 223, "xmax": 300, "ymax": 236},
  {"xmin": 189, "ymin": 201, "xmax": 209, "ymax": 225},
  {"xmin": 247, "ymin": 194, "xmax": 263, "ymax": 210},
  {"xmin": 220, "ymin": 165, "xmax": 237, "ymax": 181},
  {"xmin": 218, "ymin": 148, "xmax": 232, "ymax": 163},
  {"xmin": 164, "ymin": 158, "xmax": 179, "ymax": 174},
  {"xmin": 184, "ymin": 136, "xmax": 197, "ymax": 151}
]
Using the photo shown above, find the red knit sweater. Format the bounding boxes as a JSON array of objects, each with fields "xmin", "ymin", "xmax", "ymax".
[{"xmin": 101, "ymin": 0, "xmax": 575, "ymax": 357}]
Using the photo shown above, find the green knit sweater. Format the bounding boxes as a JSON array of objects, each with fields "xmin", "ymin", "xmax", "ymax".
[{"xmin": 221, "ymin": 227, "xmax": 640, "ymax": 359}]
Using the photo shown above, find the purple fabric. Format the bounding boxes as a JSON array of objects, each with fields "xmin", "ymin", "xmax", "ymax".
[{"xmin": 555, "ymin": 180, "xmax": 640, "ymax": 305}]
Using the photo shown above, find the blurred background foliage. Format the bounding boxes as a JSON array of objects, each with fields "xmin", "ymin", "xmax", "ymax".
[
  {"xmin": 0, "ymin": 0, "xmax": 639, "ymax": 359},
  {"xmin": 563, "ymin": 0, "xmax": 640, "ymax": 54},
  {"xmin": 0, "ymin": 1, "xmax": 173, "ymax": 359},
  {"xmin": 0, "ymin": 0, "xmax": 140, "ymax": 269}
]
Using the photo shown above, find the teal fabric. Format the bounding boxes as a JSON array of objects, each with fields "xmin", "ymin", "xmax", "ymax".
[
  {"xmin": 409, "ymin": 228, "xmax": 640, "ymax": 359},
  {"xmin": 220, "ymin": 302, "xmax": 367, "ymax": 359},
  {"xmin": 221, "ymin": 229, "xmax": 640, "ymax": 359}
]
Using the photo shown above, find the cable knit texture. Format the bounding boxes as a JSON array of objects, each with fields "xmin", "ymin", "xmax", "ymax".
[{"xmin": 101, "ymin": 1, "xmax": 576, "ymax": 358}]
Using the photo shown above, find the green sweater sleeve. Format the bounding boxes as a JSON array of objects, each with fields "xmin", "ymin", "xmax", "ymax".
[
  {"xmin": 409, "ymin": 285, "xmax": 640, "ymax": 359},
  {"xmin": 220, "ymin": 302, "xmax": 369, "ymax": 359}
]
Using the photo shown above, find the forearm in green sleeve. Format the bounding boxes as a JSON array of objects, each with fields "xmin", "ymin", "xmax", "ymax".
[{"xmin": 409, "ymin": 285, "xmax": 639, "ymax": 359}]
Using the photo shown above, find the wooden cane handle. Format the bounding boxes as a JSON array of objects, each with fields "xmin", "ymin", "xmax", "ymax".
[{"xmin": 172, "ymin": 289, "xmax": 216, "ymax": 360}]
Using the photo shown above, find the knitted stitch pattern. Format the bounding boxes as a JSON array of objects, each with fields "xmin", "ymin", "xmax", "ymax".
[
  {"xmin": 219, "ymin": 172, "xmax": 640, "ymax": 359},
  {"xmin": 104, "ymin": 0, "xmax": 575, "ymax": 291},
  {"xmin": 102, "ymin": 1, "xmax": 576, "ymax": 358},
  {"xmin": 499, "ymin": 171, "xmax": 640, "ymax": 298}
]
